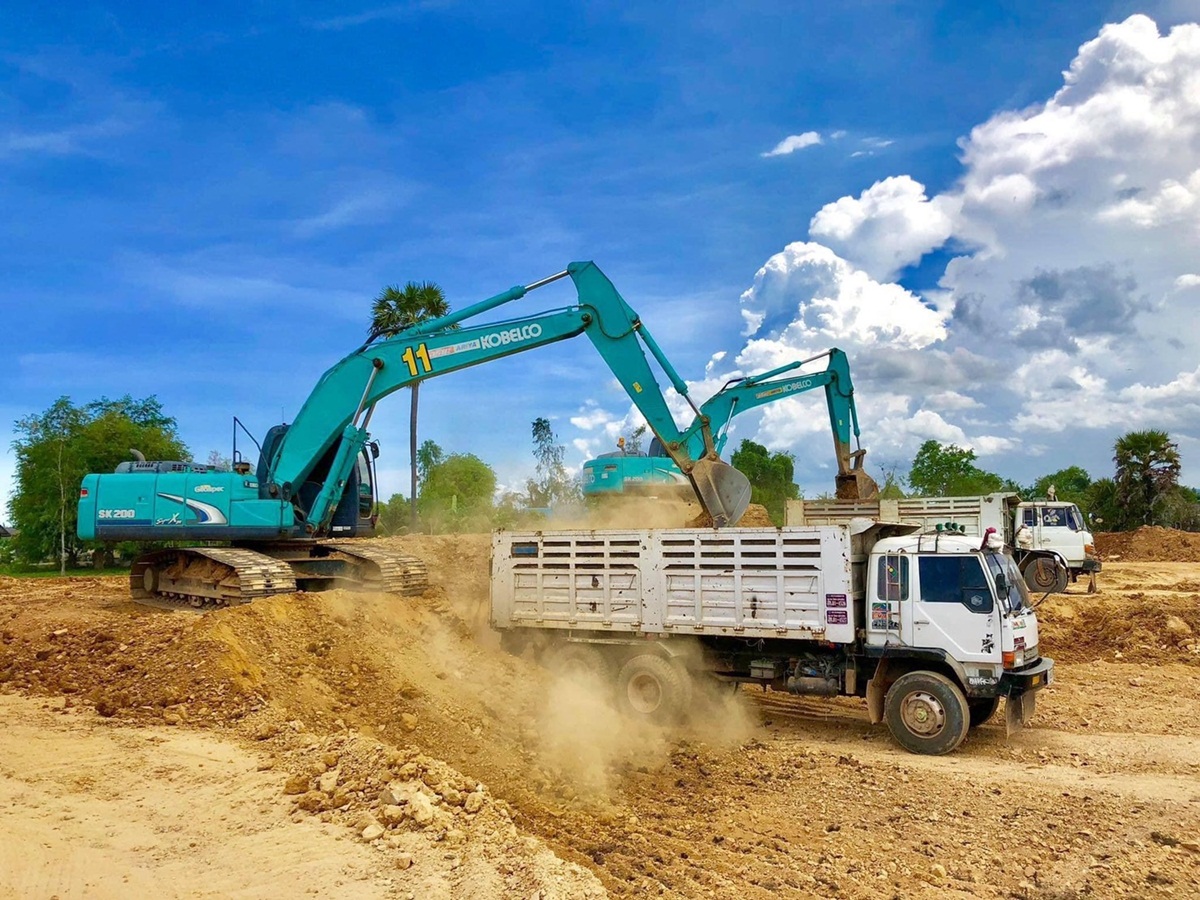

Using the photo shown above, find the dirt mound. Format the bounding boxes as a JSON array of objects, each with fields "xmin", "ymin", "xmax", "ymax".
[
  {"xmin": 1095, "ymin": 526, "xmax": 1200, "ymax": 561},
  {"xmin": 1037, "ymin": 587, "xmax": 1200, "ymax": 665}
]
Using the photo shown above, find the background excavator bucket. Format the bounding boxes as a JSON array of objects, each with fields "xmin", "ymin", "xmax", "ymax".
[
  {"xmin": 689, "ymin": 458, "xmax": 751, "ymax": 527},
  {"xmin": 835, "ymin": 448, "xmax": 880, "ymax": 500}
]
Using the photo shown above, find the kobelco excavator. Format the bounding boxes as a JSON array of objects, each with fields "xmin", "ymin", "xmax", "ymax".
[
  {"xmin": 583, "ymin": 348, "xmax": 879, "ymax": 502},
  {"xmin": 78, "ymin": 262, "xmax": 751, "ymax": 608}
]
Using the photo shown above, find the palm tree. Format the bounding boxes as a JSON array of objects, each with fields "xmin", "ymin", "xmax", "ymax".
[
  {"xmin": 369, "ymin": 281, "xmax": 451, "ymax": 530},
  {"xmin": 1113, "ymin": 429, "xmax": 1181, "ymax": 529}
]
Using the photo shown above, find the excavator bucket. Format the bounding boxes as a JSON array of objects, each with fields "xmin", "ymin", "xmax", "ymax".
[
  {"xmin": 689, "ymin": 458, "xmax": 752, "ymax": 527},
  {"xmin": 835, "ymin": 448, "xmax": 880, "ymax": 500}
]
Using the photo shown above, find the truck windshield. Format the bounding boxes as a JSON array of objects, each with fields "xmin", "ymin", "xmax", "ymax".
[
  {"xmin": 1066, "ymin": 505, "xmax": 1085, "ymax": 531},
  {"xmin": 985, "ymin": 552, "xmax": 1030, "ymax": 613},
  {"xmin": 1039, "ymin": 504, "xmax": 1084, "ymax": 531}
]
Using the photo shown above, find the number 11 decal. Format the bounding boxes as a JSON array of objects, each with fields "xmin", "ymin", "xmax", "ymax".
[{"xmin": 401, "ymin": 344, "xmax": 432, "ymax": 377}]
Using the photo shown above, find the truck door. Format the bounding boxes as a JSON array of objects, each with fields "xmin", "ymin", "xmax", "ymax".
[
  {"xmin": 866, "ymin": 552, "xmax": 907, "ymax": 645},
  {"xmin": 903, "ymin": 555, "xmax": 1000, "ymax": 665},
  {"xmin": 1032, "ymin": 504, "xmax": 1082, "ymax": 564}
]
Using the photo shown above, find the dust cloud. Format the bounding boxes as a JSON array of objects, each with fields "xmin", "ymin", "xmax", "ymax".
[{"xmin": 533, "ymin": 670, "xmax": 669, "ymax": 797}]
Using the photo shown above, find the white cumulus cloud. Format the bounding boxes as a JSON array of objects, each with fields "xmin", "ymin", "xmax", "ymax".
[
  {"xmin": 761, "ymin": 131, "xmax": 822, "ymax": 157},
  {"xmin": 737, "ymin": 242, "xmax": 949, "ymax": 357},
  {"xmin": 809, "ymin": 175, "xmax": 959, "ymax": 281}
]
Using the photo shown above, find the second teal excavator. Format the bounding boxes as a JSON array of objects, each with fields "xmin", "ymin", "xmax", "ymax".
[{"xmin": 582, "ymin": 348, "xmax": 879, "ymax": 502}]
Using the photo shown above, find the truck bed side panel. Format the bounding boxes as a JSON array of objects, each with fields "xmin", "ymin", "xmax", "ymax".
[
  {"xmin": 492, "ymin": 532, "xmax": 646, "ymax": 630},
  {"xmin": 492, "ymin": 527, "xmax": 857, "ymax": 643}
]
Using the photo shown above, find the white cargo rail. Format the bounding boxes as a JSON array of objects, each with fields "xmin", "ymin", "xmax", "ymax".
[
  {"xmin": 787, "ymin": 494, "xmax": 1016, "ymax": 536},
  {"xmin": 491, "ymin": 527, "xmax": 860, "ymax": 643}
]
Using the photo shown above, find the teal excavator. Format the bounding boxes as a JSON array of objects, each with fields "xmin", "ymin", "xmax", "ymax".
[
  {"xmin": 77, "ymin": 262, "xmax": 750, "ymax": 608},
  {"xmin": 583, "ymin": 348, "xmax": 879, "ymax": 501}
]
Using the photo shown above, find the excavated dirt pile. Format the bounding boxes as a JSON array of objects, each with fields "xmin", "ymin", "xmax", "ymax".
[
  {"xmin": 5, "ymin": 526, "xmax": 1200, "ymax": 897},
  {"xmin": 1095, "ymin": 525, "xmax": 1200, "ymax": 561}
]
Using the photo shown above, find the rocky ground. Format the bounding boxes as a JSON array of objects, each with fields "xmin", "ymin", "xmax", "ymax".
[{"xmin": 2, "ymin": 527, "xmax": 1200, "ymax": 898}]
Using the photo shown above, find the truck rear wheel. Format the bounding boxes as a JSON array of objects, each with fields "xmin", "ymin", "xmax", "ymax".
[
  {"xmin": 543, "ymin": 643, "xmax": 612, "ymax": 683},
  {"xmin": 884, "ymin": 671, "xmax": 969, "ymax": 755},
  {"xmin": 968, "ymin": 696, "xmax": 1001, "ymax": 728},
  {"xmin": 616, "ymin": 654, "xmax": 690, "ymax": 724}
]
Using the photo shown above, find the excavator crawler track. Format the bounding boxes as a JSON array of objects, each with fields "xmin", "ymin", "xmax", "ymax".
[
  {"xmin": 320, "ymin": 541, "xmax": 429, "ymax": 596},
  {"xmin": 128, "ymin": 542, "xmax": 428, "ymax": 610},
  {"xmin": 130, "ymin": 547, "xmax": 297, "ymax": 611}
]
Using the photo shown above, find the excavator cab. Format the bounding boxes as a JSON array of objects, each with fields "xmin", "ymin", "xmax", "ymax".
[{"xmin": 259, "ymin": 424, "xmax": 379, "ymax": 537}]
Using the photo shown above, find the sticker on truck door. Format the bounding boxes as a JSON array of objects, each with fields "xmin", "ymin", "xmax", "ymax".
[{"xmin": 871, "ymin": 601, "xmax": 898, "ymax": 631}]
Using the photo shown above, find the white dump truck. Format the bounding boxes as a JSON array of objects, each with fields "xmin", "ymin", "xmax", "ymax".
[
  {"xmin": 787, "ymin": 493, "xmax": 1100, "ymax": 594},
  {"xmin": 491, "ymin": 521, "xmax": 1053, "ymax": 755}
]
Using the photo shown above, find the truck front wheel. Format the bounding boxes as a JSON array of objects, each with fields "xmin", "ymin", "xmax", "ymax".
[
  {"xmin": 1022, "ymin": 556, "xmax": 1069, "ymax": 594},
  {"xmin": 884, "ymin": 671, "xmax": 970, "ymax": 755},
  {"xmin": 616, "ymin": 654, "xmax": 691, "ymax": 724}
]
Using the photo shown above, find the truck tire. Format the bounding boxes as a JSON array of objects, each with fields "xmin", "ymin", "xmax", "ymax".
[
  {"xmin": 968, "ymin": 696, "xmax": 1001, "ymax": 728},
  {"xmin": 543, "ymin": 643, "xmax": 612, "ymax": 683},
  {"xmin": 884, "ymin": 671, "xmax": 970, "ymax": 755},
  {"xmin": 1022, "ymin": 556, "xmax": 1069, "ymax": 594},
  {"xmin": 616, "ymin": 654, "xmax": 691, "ymax": 724}
]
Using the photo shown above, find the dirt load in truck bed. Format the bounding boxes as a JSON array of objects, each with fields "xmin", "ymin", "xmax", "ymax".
[{"xmin": 3, "ymin": 531, "xmax": 1200, "ymax": 898}]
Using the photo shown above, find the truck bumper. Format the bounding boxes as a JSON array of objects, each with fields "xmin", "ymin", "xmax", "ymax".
[{"xmin": 1000, "ymin": 656, "xmax": 1054, "ymax": 696}]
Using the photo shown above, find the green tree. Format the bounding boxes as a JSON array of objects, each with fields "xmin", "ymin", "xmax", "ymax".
[
  {"xmin": 1157, "ymin": 486, "xmax": 1200, "ymax": 531},
  {"xmin": 374, "ymin": 493, "xmax": 412, "ymax": 535},
  {"xmin": 730, "ymin": 439, "xmax": 798, "ymax": 525},
  {"xmin": 1030, "ymin": 466, "xmax": 1091, "ymax": 504},
  {"xmin": 1113, "ymin": 429, "xmax": 1182, "ymax": 529},
  {"xmin": 419, "ymin": 453, "xmax": 496, "ymax": 533},
  {"xmin": 907, "ymin": 441, "xmax": 1004, "ymax": 497},
  {"xmin": 1084, "ymin": 478, "xmax": 1120, "ymax": 531},
  {"xmin": 416, "ymin": 439, "xmax": 445, "ymax": 486},
  {"xmin": 369, "ymin": 281, "xmax": 452, "ymax": 530},
  {"xmin": 528, "ymin": 417, "xmax": 580, "ymax": 507},
  {"xmin": 878, "ymin": 465, "xmax": 906, "ymax": 499},
  {"xmin": 11, "ymin": 396, "xmax": 187, "ymax": 570}
]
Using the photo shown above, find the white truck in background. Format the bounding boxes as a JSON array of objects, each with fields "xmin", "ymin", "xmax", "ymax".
[
  {"xmin": 491, "ymin": 522, "xmax": 1054, "ymax": 755},
  {"xmin": 787, "ymin": 493, "xmax": 1101, "ymax": 594}
]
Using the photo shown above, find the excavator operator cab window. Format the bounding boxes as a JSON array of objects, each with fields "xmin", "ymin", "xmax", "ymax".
[{"xmin": 355, "ymin": 453, "xmax": 374, "ymax": 519}]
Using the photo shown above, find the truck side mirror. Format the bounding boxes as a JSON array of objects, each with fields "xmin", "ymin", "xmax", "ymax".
[
  {"xmin": 370, "ymin": 441, "xmax": 380, "ymax": 460},
  {"xmin": 995, "ymin": 571, "xmax": 1007, "ymax": 596}
]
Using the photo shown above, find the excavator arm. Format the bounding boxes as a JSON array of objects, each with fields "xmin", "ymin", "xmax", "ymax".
[
  {"xmin": 268, "ymin": 261, "xmax": 750, "ymax": 530},
  {"xmin": 691, "ymin": 348, "xmax": 878, "ymax": 499},
  {"xmin": 583, "ymin": 348, "xmax": 878, "ymax": 501}
]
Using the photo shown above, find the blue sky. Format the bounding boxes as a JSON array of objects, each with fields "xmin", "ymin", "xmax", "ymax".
[{"xmin": 3, "ymin": 1, "xmax": 1199, "ymax": 523}]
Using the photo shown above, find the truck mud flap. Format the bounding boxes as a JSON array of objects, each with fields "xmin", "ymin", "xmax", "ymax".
[{"xmin": 1005, "ymin": 690, "xmax": 1037, "ymax": 736}]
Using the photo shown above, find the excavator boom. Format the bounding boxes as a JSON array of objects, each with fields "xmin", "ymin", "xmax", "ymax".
[{"xmin": 269, "ymin": 261, "xmax": 748, "ymax": 530}]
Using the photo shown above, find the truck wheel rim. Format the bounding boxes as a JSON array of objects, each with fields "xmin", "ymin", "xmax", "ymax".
[
  {"xmin": 901, "ymin": 690, "xmax": 945, "ymax": 737},
  {"xmin": 627, "ymin": 674, "xmax": 662, "ymax": 714}
]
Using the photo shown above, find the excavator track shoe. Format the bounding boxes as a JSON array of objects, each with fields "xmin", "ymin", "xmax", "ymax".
[{"xmin": 130, "ymin": 547, "xmax": 297, "ymax": 611}]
